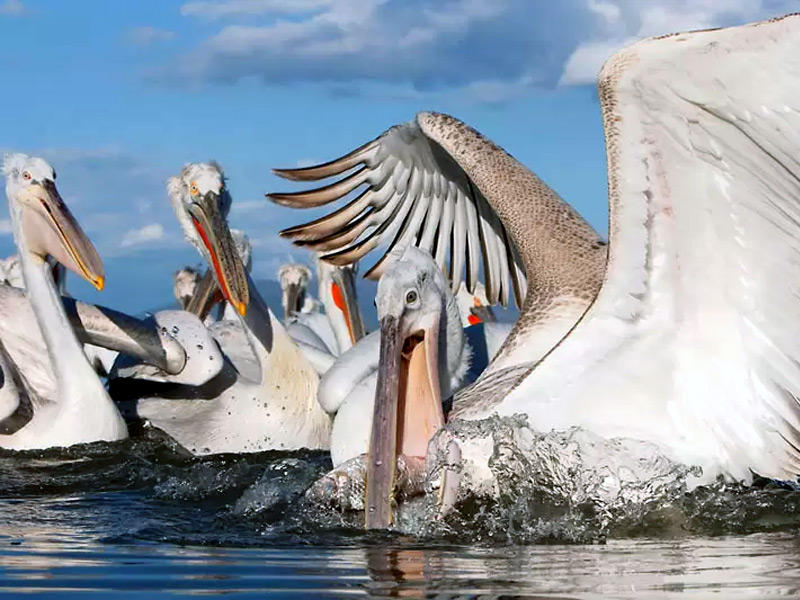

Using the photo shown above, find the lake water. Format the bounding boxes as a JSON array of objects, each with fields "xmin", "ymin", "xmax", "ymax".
[{"xmin": 1, "ymin": 433, "xmax": 799, "ymax": 599}]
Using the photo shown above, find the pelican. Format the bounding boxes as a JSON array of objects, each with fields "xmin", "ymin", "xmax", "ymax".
[
  {"xmin": 454, "ymin": 281, "xmax": 513, "ymax": 362},
  {"xmin": 174, "ymin": 266, "xmax": 201, "ymax": 310},
  {"xmin": 278, "ymin": 262, "xmax": 314, "ymax": 319},
  {"xmin": 185, "ymin": 229, "xmax": 254, "ymax": 325},
  {"xmin": 271, "ymin": 14, "xmax": 800, "ymax": 526},
  {"xmin": 282, "ymin": 258, "xmax": 366, "ymax": 358},
  {"xmin": 0, "ymin": 153, "xmax": 127, "ymax": 448},
  {"xmin": 316, "ymin": 246, "xmax": 471, "ymax": 468},
  {"xmin": 114, "ymin": 162, "xmax": 331, "ymax": 454}
]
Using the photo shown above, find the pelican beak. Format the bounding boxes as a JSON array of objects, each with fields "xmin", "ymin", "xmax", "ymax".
[
  {"xmin": 331, "ymin": 269, "xmax": 365, "ymax": 345},
  {"xmin": 366, "ymin": 312, "xmax": 443, "ymax": 529},
  {"xmin": 471, "ymin": 297, "xmax": 496, "ymax": 324},
  {"xmin": 284, "ymin": 282, "xmax": 305, "ymax": 317},
  {"xmin": 188, "ymin": 192, "xmax": 249, "ymax": 316},
  {"xmin": 185, "ymin": 268, "xmax": 224, "ymax": 320},
  {"xmin": 20, "ymin": 179, "xmax": 104, "ymax": 290}
]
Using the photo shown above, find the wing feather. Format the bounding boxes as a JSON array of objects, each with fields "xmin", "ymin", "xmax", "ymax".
[
  {"xmin": 501, "ymin": 15, "xmax": 800, "ymax": 480},
  {"xmin": 269, "ymin": 119, "xmax": 526, "ymax": 306},
  {"xmin": 434, "ymin": 181, "xmax": 456, "ymax": 272}
]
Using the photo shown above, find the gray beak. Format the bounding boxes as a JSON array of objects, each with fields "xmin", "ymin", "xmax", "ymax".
[
  {"xmin": 283, "ymin": 282, "xmax": 305, "ymax": 318},
  {"xmin": 331, "ymin": 267, "xmax": 365, "ymax": 344},
  {"xmin": 20, "ymin": 179, "xmax": 105, "ymax": 290},
  {"xmin": 366, "ymin": 314, "xmax": 402, "ymax": 529},
  {"xmin": 185, "ymin": 268, "xmax": 223, "ymax": 320},
  {"xmin": 187, "ymin": 191, "xmax": 249, "ymax": 316}
]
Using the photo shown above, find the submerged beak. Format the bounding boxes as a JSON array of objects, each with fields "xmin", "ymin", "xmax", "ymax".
[
  {"xmin": 331, "ymin": 269, "xmax": 365, "ymax": 345},
  {"xmin": 185, "ymin": 268, "xmax": 224, "ymax": 320},
  {"xmin": 20, "ymin": 180, "xmax": 104, "ymax": 290},
  {"xmin": 188, "ymin": 192, "xmax": 249, "ymax": 316},
  {"xmin": 284, "ymin": 282, "xmax": 305, "ymax": 318},
  {"xmin": 365, "ymin": 313, "xmax": 443, "ymax": 529}
]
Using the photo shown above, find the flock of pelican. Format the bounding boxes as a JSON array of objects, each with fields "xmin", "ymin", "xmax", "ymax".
[{"xmin": 2, "ymin": 15, "xmax": 800, "ymax": 528}]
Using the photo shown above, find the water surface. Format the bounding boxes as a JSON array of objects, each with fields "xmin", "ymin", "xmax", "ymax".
[{"xmin": 1, "ymin": 434, "xmax": 799, "ymax": 598}]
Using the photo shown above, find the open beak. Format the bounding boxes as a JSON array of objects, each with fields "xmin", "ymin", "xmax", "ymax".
[
  {"xmin": 20, "ymin": 180, "xmax": 104, "ymax": 290},
  {"xmin": 331, "ymin": 269, "xmax": 365, "ymax": 345},
  {"xmin": 185, "ymin": 268, "xmax": 224, "ymax": 320},
  {"xmin": 365, "ymin": 313, "xmax": 444, "ymax": 529},
  {"xmin": 188, "ymin": 192, "xmax": 249, "ymax": 316},
  {"xmin": 284, "ymin": 282, "xmax": 305, "ymax": 318}
]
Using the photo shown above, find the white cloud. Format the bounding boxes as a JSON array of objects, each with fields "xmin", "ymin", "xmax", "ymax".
[
  {"xmin": 121, "ymin": 223, "xmax": 165, "ymax": 248},
  {"xmin": 559, "ymin": 37, "xmax": 636, "ymax": 86},
  {"xmin": 181, "ymin": 0, "xmax": 331, "ymax": 19},
  {"xmin": 559, "ymin": 0, "xmax": 799, "ymax": 85},
  {"xmin": 0, "ymin": 0, "xmax": 25, "ymax": 16},
  {"xmin": 127, "ymin": 26, "xmax": 176, "ymax": 46},
  {"xmin": 0, "ymin": 219, "xmax": 11, "ymax": 235},
  {"xmin": 588, "ymin": 0, "xmax": 621, "ymax": 24},
  {"xmin": 155, "ymin": 0, "xmax": 799, "ymax": 100}
]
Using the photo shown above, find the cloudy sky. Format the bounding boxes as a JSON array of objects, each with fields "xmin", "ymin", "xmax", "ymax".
[{"xmin": 1, "ymin": 0, "xmax": 796, "ymax": 312}]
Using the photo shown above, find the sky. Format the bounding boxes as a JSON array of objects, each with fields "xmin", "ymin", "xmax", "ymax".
[{"xmin": 0, "ymin": 0, "xmax": 797, "ymax": 313}]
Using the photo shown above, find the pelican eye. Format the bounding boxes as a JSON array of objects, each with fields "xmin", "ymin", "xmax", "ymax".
[
  {"xmin": 190, "ymin": 182, "xmax": 199, "ymax": 196},
  {"xmin": 22, "ymin": 171, "xmax": 31, "ymax": 181},
  {"xmin": 405, "ymin": 289, "xmax": 418, "ymax": 305}
]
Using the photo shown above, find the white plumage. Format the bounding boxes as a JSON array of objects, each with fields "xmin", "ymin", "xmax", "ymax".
[{"xmin": 496, "ymin": 16, "xmax": 800, "ymax": 482}]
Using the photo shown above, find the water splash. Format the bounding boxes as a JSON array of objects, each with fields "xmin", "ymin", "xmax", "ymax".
[{"xmin": 1, "ymin": 421, "xmax": 800, "ymax": 546}]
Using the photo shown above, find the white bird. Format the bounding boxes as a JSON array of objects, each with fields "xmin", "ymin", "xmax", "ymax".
[
  {"xmin": 317, "ymin": 245, "xmax": 471, "ymax": 467},
  {"xmin": 278, "ymin": 262, "xmax": 341, "ymax": 361},
  {"xmin": 0, "ymin": 253, "xmax": 121, "ymax": 377},
  {"xmin": 116, "ymin": 162, "xmax": 331, "ymax": 455},
  {"xmin": 183, "ymin": 229, "xmax": 254, "ymax": 325},
  {"xmin": 282, "ymin": 258, "xmax": 366, "ymax": 358},
  {"xmin": 278, "ymin": 262, "xmax": 315, "ymax": 320},
  {"xmin": 454, "ymin": 281, "xmax": 512, "ymax": 362},
  {"xmin": 0, "ymin": 153, "xmax": 127, "ymax": 449},
  {"xmin": 174, "ymin": 266, "xmax": 201, "ymax": 311},
  {"xmin": 273, "ymin": 13, "xmax": 800, "ymax": 526}
]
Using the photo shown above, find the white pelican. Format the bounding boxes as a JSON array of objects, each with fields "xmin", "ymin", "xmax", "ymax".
[
  {"xmin": 184, "ymin": 229, "xmax": 253, "ymax": 324},
  {"xmin": 282, "ymin": 259, "xmax": 366, "ymax": 358},
  {"xmin": 454, "ymin": 281, "xmax": 513, "ymax": 362},
  {"xmin": 316, "ymin": 246, "xmax": 471, "ymax": 468},
  {"xmin": 275, "ymin": 14, "xmax": 800, "ymax": 526},
  {"xmin": 278, "ymin": 262, "xmax": 314, "ymax": 319},
  {"xmin": 277, "ymin": 261, "xmax": 341, "ymax": 361},
  {"xmin": 174, "ymin": 266, "xmax": 201, "ymax": 310},
  {"xmin": 314, "ymin": 258, "xmax": 366, "ymax": 353},
  {"xmin": 116, "ymin": 162, "xmax": 331, "ymax": 454},
  {"xmin": 0, "ymin": 154, "xmax": 127, "ymax": 449}
]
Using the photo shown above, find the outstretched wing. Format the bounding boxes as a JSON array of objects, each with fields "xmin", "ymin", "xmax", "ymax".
[
  {"xmin": 498, "ymin": 14, "xmax": 800, "ymax": 480},
  {"xmin": 268, "ymin": 116, "xmax": 527, "ymax": 308}
]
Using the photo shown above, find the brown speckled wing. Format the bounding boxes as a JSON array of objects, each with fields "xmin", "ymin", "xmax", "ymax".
[{"xmin": 268, "ymin": 117, "xmax": 530, "ymax": 308}]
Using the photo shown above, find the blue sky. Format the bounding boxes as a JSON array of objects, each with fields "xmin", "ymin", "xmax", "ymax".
[{"xmin": 1, "ymin": 0, "xmax": 796, "ymax": 313}]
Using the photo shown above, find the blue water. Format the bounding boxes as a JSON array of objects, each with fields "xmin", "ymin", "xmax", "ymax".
[{"xmin": 1, "ymin": 434, "xmax": 800, "ymax": 598}]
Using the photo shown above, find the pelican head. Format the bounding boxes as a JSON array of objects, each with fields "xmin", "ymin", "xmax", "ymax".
[
  {"xmin": 317, "ymin": 259, "xmax": 365, "ymax": 348},
  {"xmin": 174, "ymin": 266, "xmax": 200, "ymax": 310},
  {"xmin": 278, "ymin": 263, "xmax": 311, "ymax": 319},
  {"xmin": 367, "ymin": 245, "xmax": 452, "ymax": 527},
  {"xmin": 2, "ymin": 153, "xmax": 104, "ymax": 290},
  {"xmin": 167, "ymin": 162, "xmax": 249, "ymax": 316},
  {"xmin": 454, "ymin": 281, "xmax": 496, "ymax": 327}
]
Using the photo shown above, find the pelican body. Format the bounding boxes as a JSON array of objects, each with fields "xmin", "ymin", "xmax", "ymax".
[
  {"xmin": 319, "ymin": 246, "xmax": 470, "ymax": 468},
  {"xmin": 271, "ymin": 13, "xmax": 800, "ymax": 526},
  {"xmin": 116, "ymin": 162, "xmax": 330, "ymax": 455},
  {"xmin": 0, "ymin": 154, "xmax": 127, "ymax": 449}
]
